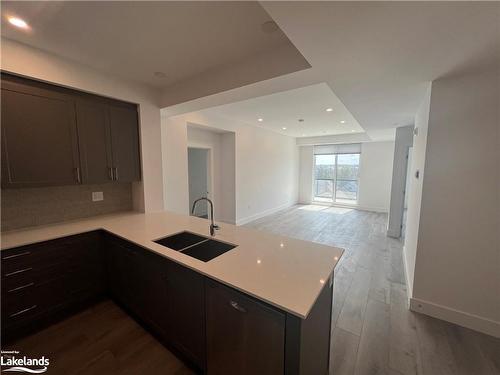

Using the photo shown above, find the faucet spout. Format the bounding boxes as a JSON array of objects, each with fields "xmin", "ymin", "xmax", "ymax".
[{"xmin": 191, "ymin": 197, "xmax": 219, "ymax": 236}]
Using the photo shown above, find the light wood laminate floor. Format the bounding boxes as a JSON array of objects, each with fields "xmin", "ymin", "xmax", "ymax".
[
  {"xmin": 246, "ymin": 205, "xmax": 500, "ymax": 375},
  {"xmin": 5, "ymin": 205, "xmax": 499, "ymax": 375}
]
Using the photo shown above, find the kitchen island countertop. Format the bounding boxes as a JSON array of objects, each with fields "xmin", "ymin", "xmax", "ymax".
[{"xmin": 1, "ymin": 211, "xmax": 343, "ymax": 319}]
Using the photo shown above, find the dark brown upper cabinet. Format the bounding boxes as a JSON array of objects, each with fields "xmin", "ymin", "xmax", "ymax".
[
  {"xmin": 107, "ymin": 104, "xmax": 141, "ymax": 182},
  {"xmin": 1, "ymin": 73, "xmax": 141, "ymax": 188},
  {"xmin": 76, "ymin": 99, "xmax": 114, "ymax": 184},
  {"xmin": 1, "ymin": 76, "xmax": 81, "ymax": 188},
  {"xmin": 76, "ymin": 100, "xmax": 141, "ymax": 184}
]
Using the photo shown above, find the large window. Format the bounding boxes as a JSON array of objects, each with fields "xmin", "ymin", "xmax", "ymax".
[{"xmin": 313, "ymin": 144, "xmax": 360, "ymax": 204}]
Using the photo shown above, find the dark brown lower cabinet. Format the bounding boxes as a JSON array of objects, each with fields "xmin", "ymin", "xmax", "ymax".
[
  {"xmin": 1, "ymin": 231, "xmax": 333, "ymax": 375},
  {"xmin": 166, "ymin": 262, "xmax": 206, "ymax": 369},
  {"xmin": 103, "ymin": 234, "xmax": 206, "ymax": 371},
  {"xmin": 205, "ymin": 280, "xmax": 285, "ymax": 375},
  {"xmin": 1, "ymin": 232, "xmax": 105, "ymax": 341}
]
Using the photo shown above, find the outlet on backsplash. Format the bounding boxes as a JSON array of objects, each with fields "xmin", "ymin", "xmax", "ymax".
[{"xmin": 92, "ymin": 192, "xmax": 104, "ymax": 202}]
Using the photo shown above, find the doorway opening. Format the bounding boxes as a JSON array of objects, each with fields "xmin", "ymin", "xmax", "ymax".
[{"xmin": 188, "ymin": 147, "xmax": 211, "ymax": 218}]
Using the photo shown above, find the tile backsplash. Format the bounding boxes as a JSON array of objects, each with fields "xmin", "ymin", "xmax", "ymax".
[{"xmin": 1, "ymin": 183, "xmax": 133, "ymax": 231}]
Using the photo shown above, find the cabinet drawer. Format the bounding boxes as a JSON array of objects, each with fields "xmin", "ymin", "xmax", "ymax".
[
  {"xmin": 1, "ymin": 243, "xmax": 69, "ymax": 276},
  {"xmin": 2, "ymin": 274, "xmax": 70, "ymax": 327}
]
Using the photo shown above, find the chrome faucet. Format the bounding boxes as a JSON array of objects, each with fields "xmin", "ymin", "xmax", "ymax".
[{"xmin": 191, "ymin": 197, "xmax": 220, "ymax": 236}]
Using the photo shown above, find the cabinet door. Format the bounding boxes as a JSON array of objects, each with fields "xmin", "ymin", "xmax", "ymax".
[
  {"xmin": 136, "ymin": 251, "xmax": 169, "ymax": 334},
  {"xmin": 104, "ymin": 236, "xmax": 143, "ymax": 312},
  {"xmin": 167, "ymin": 262, "xmax": 206, "ymax": 369},
  {"xmin": 76, "ymin": 99, "xmax": 114, "ymax": 183},
  {"xmin": 206, "ymin": 281, "xmax": 285, "ymax": 375},
  {"xmin": 108, "ymin": 104, "xmax": 141, "ymax": 182},
  {"xmin": 1, "ymin": 77, "xmax": 81, "ymax": 188}
]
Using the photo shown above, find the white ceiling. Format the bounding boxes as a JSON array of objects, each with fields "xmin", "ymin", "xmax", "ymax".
[
  {"xmin": 2, "ymin": 1, "xmax": 498, "ymax": 139},
  {"xmin": 261, "ymin": 2, "xmax": 500, "ymax": 131},
  {"xmin": 0, "ymin": 1, "xmax": 307, "ymax": 88},
  {"xmin": 203, "ymin": 83, "xmax": 364, "ymax": 137}
]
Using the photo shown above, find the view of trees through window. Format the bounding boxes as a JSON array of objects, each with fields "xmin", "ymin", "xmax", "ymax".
[{"xmin": 314, "ymin": 153, "xmax": 360, "ymax": 203}]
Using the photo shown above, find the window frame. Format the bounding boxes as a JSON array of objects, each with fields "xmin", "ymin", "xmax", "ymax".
[{"xmin": 312, "ymin": 152, "xmax": 360, "ymax": 204}]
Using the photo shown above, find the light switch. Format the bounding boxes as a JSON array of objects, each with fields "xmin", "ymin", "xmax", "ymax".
[{"xmin": 92, "ymin": 191, "xmax": 104, "ymax": 202}]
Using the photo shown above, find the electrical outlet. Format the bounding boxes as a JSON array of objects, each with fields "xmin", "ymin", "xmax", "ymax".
[{"xmin": 92, "ymin": 191, "xmax": 104, "ymax": 202}]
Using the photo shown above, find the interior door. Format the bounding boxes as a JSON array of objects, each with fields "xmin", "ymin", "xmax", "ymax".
[
  {"xmin": 108, "ymin": 104, "xmax": 141, "ymax": 182},
  {"xmin": 1, "ymin": 78, "xmax": 81, "ymax": 187}
]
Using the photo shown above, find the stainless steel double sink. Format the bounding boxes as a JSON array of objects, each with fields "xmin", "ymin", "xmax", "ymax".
[{"xmin": 154, "ymin": 231, "xmax": 237, "ymax": 262}]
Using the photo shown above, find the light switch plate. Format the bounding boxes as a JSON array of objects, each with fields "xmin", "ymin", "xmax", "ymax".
[{"xmin": 92, "ymin": 191, "xmax": 104, "ymax": 202}]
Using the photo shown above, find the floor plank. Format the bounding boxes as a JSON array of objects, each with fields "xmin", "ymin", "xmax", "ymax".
[
  {"xmin": 330, "ymin": 327, "xmax": 360, "ymax": 375},
  {"xmin": 354, "ymin": 298, "xmax": 390, "ymax": 375},
  {"xmin": 336, "ymin": 267, "xmax": 372, "ymax": 336},
  {"xmin": 389, "ymin": 282, "xmax": 419, "ymax": 375},
  {"xmin": 4, "ymin": 301, "xmax": 194, "ymax": 375}
]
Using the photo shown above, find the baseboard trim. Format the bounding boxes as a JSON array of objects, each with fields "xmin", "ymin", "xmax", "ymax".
[
  {"xmin": 409, "ymin": 297, "xmax": 500, "ymax": 338},
  {"xmin": 386, "ymin": 227, "xmax": 401, "ymax": 238},
  {"xmin": 309, "ymin": 201, "xmax": 388, "ymax": 213},
  {"xmin": 236, "ymin": 202, "xmax": 296, "ymax": 226}
]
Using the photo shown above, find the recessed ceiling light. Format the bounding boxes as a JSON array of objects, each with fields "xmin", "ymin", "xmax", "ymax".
[
  {"xmin": 154, "ymin": 71, "xmax": 166, "ymax": 78},
  {"xmin": 351, "ymin": 130, "xmax": 356, "ymax": 132},
  {"xmin": 282, "ymin": 127, "xmax": 287, "ymax": 130},
  {"xmin": 8, "ymin": 17, "xmax": 29, "ymax": 29},
  {"xmin": 258, "ymin": 118, "xmax": 263, "ymax": 122},
  {"xmin": 326, "ymin": 108, "xmax": 333, "ymax": 112},
  {"xmin": 340, "ymin": 120, "xmax": 346, "ymax": 124}
]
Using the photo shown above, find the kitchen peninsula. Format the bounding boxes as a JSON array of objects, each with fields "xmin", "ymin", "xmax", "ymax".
[{"xmin": 1, "ymin": 211, "xmax": 343, "ymax": 375}]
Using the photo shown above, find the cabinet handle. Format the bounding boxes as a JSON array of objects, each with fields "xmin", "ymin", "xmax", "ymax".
[
  {"xmin": 114, "ymin": 167, "xmax": 119, "ymax": 181},
  {"xmin": 3, "ymin": 251, "xmax": 31, "ymax": 260},
  {"xmin": 229, "ymin": 300, "xmax": 247, "ymax": 313},
  {"xmin": 108, "ymin": 167, "xmax": 114, "ymax": 181},
  {"xmin": 4, "ymin": 267, "xmax": 33, "ymax": 277},
  {"xmin": 75, "ymin": 167, "xmax": 81, "ymax": 183},
  {"xmin": 8, "ymin": 282, "xmax": 35, "ymax": 293},
  {"xmin": 10, "ymin": 305, "xmax": 37, "ymax": 318}
]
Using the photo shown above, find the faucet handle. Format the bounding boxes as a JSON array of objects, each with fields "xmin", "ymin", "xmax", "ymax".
[{"xmin": 213, "ymin": 224, "xmax": 220, "ymax": 231}]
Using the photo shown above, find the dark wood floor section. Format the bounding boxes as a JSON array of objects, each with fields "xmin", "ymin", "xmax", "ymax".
[
  {"xmin": 4, "ymin": 301, "xmax": 195, "ymax": 375},
  {"xmin": 247, "ymin": 205, "xmax": 500, "ymax": 375}
]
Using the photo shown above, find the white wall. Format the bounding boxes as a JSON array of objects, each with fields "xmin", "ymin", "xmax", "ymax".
[
  {"xmin": 162, "ymin": 112, "xmax": 299, "ymax": 225},
  {"xmin": 298, "ymin": 146, "xmax": 314, "ymax": 204},
  {"xmin": 407, "ymin": 69, "xmax": 500, "ymax": 337},
  {"xmin": 403, "ymin": 85, "xmax": 431, "ymax": 298},
  {"xmin": 298, "ymin": 141, "xmax": 394, "ymax": 212},
  {"xmin": 235, "ymin": 124, "xmax": 299, "ymax": 224},
  {"xmin": 387, "ymin": 126, "xmax": 415, "ymax": 237},
  {"xmin": 357, "ymin": 141, "xmax": 395, "ymax": 212},
  {"xmin": 161, "ymin": 117, "xmax": 189, "ymax": 215},
  {"xmin": 1, "ymin": 38, "xmax": 164, "ymax": 212},
  {"xmin": 186, "ymin": 126, "xmax": 236, "ymax": 224},
  {"xmin": 220, "ymin": 133, "xmax": 237, "ymax": 224}
]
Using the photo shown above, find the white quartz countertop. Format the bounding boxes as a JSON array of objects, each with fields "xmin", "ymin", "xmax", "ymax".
[{"xmin": 1, "ymin": 211, "xmax": 343, "ymax": 319}]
